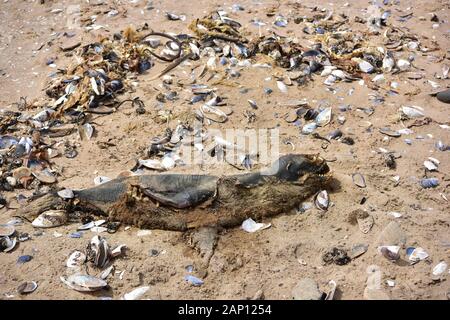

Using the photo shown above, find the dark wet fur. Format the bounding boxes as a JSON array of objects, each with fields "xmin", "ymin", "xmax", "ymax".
[{"xmin": 17, "ymin": 154, "xmax": 331, "ymax": 231}]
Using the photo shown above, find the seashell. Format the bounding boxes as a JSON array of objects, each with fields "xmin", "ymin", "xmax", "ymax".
[
  {"xmin": 436, "ymin": 88, "xmax": 450, "ymax": 104},
  {"xmin": 241, "ymin": 218, "xmax": 271, "ymax": 233},
  {"xmin": 67, "ymin": 251, "xmax": 87, "ymax": 268},
  {"xmin": 325, "ymin": 280, "xmax": 337, "ymax": 300},
  {"xmin": 61, "ymin": 274, "xmax": 107, "ymax": 292},
  {"xmin": 33, "ymin": 108, "xmax": 55, "ymax": 122},
  {"xmin": 138, "ymin": 159, "xmax": 164, "ymax": 171},
  {"xmin": 314, "ymin": 190, "xmax": 329, "ymax": 211},
  {"xmin": 408, "ymin": 247, "xmax": 428, "ymax": 262},
  {"xmin": 17, "ymin": 281, "xmax": 38, "ymax": 295},
  {"xmin": 17, "ymin": 255, "xmax": 33, "ymax": 264},
  {"xmin": 87, "ymin": 235, "xmax": 110, "ymax": 268},
  {"xmin": 91, "ymin": 226, "xmax": 108, "ymax": 233},
  {"xmin": 301, "ymin": 122, "xmax": 317, "ymax": 135},
  {"xmin": 432, "ymin": 261, "xmax": 447, "ymax": 276},
  {"xmin": 323, "ymin": 75, "xmax": 336, "ymax": 85},
  {"xmin": 274, "ymin": 16, "xmax": 288, "ymax": 27},
  {"xmin": 352, "ymin": 173, "xmax": 366, "ymax": 188},
  {"xmin": 94, "ymin": 176, "xmax": 111, "ymax": 185},
  {"xmin": 184, "ymin": 275, "xmax": 204, "ymax": 286},
  {"xmin": 379, "ymin": 127, "xmax": 400, "ymax": 137},
  {"xmin": 32, "ymin": 169, "xmax": 56, "ymax": 184},
  {"xmin": 57, "ymin": 189, "xmax": 74, "ymax": 199},
  {"xmin": 396, "ymin": 59, "xmax": 410, "ymax": 71},
  {"xmin": 100, "ymin": 265, "xmax": 114, "ymax": 280},
  {"xmin": 247, "ymin": 99, "xmax": 258, "ymax": 109},
  {"xmin": 350, "ymin": 243, "xmax": 368, "ymax": 259},
  {"xmin": 142, "ymin": 37, "xmax": 160, "ymax": 48},
  {"xmin": 358, "ymin": 60, "xmax": 374, "ymax": 73},
  {"xmin": 400, "ymin": 106, "xmax": 424, "ymax": 118},
  {"xmin": 435, "ymin": 140, "xmax": 449, "ymax": 151},
  {"xmin": 315, "ymin": 107, "xmax": 331, "ymax": 126},
  {"xmin": 111, "ymin": 244, "xmax": 127, "ymax": 258},
  {"xmin": 378, "ymin": 246, "xmax": 400, "ymax": 261},
  {"xmin": 327, "ymin": 129, "xmax": 342, "ymax": 140},
  {"xmin": 0, "ymin": 224, "xmax": 15, "ymax": 237},
  {"xmin": 79, "ymin": 123, "xmax": 94, "ymax": 140},
  {"xmin": 372, "ymin": 74, "xmax": 385, "ymax": 84},
  {"xmin": 382, "ymin": 53, "xmax": 395, "ymax": 72},
  {"xmin": 284, "ymin": 110, "xmax": 298, "ymax": 123},
  {"xmin": 0, "ymin": 236, "xmax": 17, "ymax": 253},
  {"xmin": 123, "ymin": 286, "xmax": 150, "ymax": 300},
  {"xmin": 420, "ymin": 178, "xmax": 439, "ymax": 188},
  {"xmin": 32, "ymin": 210, "xmax": 67, "ymax": 228},
  {"xmin": 423, "ymin": 160, "xmax": 438, "ymax": 171},
  {"xmin": 276, "ymin": 80, "xmax": 288, "ymax": 93}
]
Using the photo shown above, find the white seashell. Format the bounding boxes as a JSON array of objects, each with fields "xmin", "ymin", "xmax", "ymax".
[
  {"xmin": 33, "ymin": 108, "xmax": 55, "ymax": 122},
  {"xmin": 94, "ymin": 176, "xmax": 111, "ymax": 185},
  {"xmin": 111, "ymin": 244, "xmax": 127, "ymax": 258},
  {"xmin": 372, "ymin": 74, "xmax": 385, "ymax": 84},
  {"xmin": 324, "ymin": 75, "xmax": 336, "ymax": 86},
  {"xmin": 331, "ymin": 70, "xmax": 348, "ymax": 79},
  {"xmin": 32, "ymin": 210, "xmax": 67, "ymax": 228},
  {"xmin": 396, "ymin": 59, "xmax": 410, "ymax": 71},
  {"xmin": 57, "ymin": 189, "xmax": 74, "ymax": 199},
  {"xmin": 161, "ymin": 155, "xmax": 175, "ymax": 170},
  {"xmin": 276, "ymin": 80, "xmax": 288, "ymax": 93},
  {"xmin": 138, "ymin": 159, "xmax": 164, "ymax": 171},
  {"xmin": 358, "ymin": 60, "xmax": 374, "ymax": 73},
  {"xmin": 90, "ymin": 77, "xmax": 100, "ymax": 95},
  {"xmin": 100, "ymin": 265, "xmax": 114, "ymax": 280},
  {"xmin": 432, "ymin": 261, "xmax": 447, "ymax": 276},
  {"xmin": 387, "ymin": 211, "xmax": 402, "ymax": 218},
  {"xmin": 79, "ymin": 123, "xmax": 94, "ymax": 140},
  {"xmin": 314, "ymin": 190, "xmax": 329, "ymax": 211},
  {"xmin": 61, "ymin": 274, "xmax": 107, "ymax": 292},
  {"xmin": 424, "ymin": 160, "xmax": 438, "ymax": 171},
  {"xmin": 17, "ymin": 281, "xmax": 38, "ymax": 294},
  {"xmin": 321, "ymin": 66, "xmax": 336, "ymax": 77},
  {"xmin": 90, "ymin": 226, "xmax": 108, "ymax": 233},
  {"xmin": 302, "ymin": 122, "xmax": 317, "ymax": 134},
  {"xmin": 428, "ymin": 157, "xmax": 440, "ymax": 165},
  {"xmin": 123, "ymin": 286, "xmax": 150, "ymax": 300},
  {"xmin": 409, "ymin": 247, "xmax": 429, "ymax": 262},
  {"xmin": 67, "ymin": 251, "xmax": 86, "ymax": 268},
  {"xmin": 401, "ymin": 106, "xmax": 424, "ymax": 118},
  {"xmin": 315, "ymin": 108, "xmax": 332, "ymax": 126},
  {"xmin": 88, "ymin": 235, "xmax": 110, "ymax": 268},
  {"xmin": 32, "ymin": 168, "xmax": 56, "ymax": 184},
  {"xmin": 382, "ymin": 55, "xmax": 395, "ymax": 72},
  {"xmin": 241, "ymin": 218, "xmax": 271, "ymax": 233}
]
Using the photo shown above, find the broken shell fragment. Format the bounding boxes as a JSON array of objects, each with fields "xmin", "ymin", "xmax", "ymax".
[
  {"xmin": 17, "ymin": 281, "xmax": 38, "ymax": 295},
  {"xmin": 378, "ymin": 246, "xmax": 400, "ymax": 261},
  {"xmin": 423, "ymin": 160, "xmax": 438, "ymax": 171},
  {"xmin": 408, "ymin": 247, "xmax": 429, "ymax": 262},
  {"xmin": 350, "ymin": 243, "xmax": 368, "ymax": 259},
  {"xmin": 241, "ymin": 218, "xmax": 271, "ymax": 233},
  {"xmin": 357, "ymin": 213, "xmax": 374, "ymax": 234},
  {"xmin": 67, "ymin": 251, "xmax": 87, "ymax": 268},
  {"xmin": 61, "ymin": 274, "xmax": 107, "ymax": 292},
  {"xmin": 401, "ymin": 106, "xmax": 424, "ymax": 118},
  {"xmin": 123, "ymin": 286, "xmax": 150, "ymax": 300},
  {"xmin": 32, "ymin": 210, "xmax": 67, "ymax": 228},
  {"xmin": 94, "ymin": 176, "xmax": 111, "ymax": 185},
  {"xmin": 314, "ymin": 190, "xmax": 329, "ymax": 211},
  {"xmin": 352, "ymin": 173, "xmax": 366, "ymax": 188},
  {"xmin": 432, "ymin": 261, "xmax": 447, "ymax": 277},
  {"xmin": 276, "ymin": 80, "xmax": 288, "ymax": 93},
  {"xmin": 57, "ymin": 189, "xmax": 74, "ymax": 199}
]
